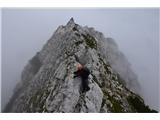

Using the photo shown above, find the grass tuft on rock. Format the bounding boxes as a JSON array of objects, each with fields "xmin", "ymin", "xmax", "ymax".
[{"xmin": 82, "ymin": 34, "xmax": 97, "ymax": 49}]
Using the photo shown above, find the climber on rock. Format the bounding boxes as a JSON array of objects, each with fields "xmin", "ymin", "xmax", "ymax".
[{"xmin": 73, "ymin": 63, "xmax": 90, "ymax": 93}]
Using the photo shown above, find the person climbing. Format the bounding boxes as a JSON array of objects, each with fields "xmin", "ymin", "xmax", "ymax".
[{"xmin": 73, "ymin": 63, "xmax": 90, "ymax": 93}]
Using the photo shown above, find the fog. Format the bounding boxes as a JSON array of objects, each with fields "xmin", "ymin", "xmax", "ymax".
[{"xmin": 1, "ymin": 8, "xmax": 159, "ymax": 111}]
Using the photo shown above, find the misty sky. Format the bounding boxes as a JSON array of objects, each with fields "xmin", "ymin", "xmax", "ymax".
[{"xmin": 1, "ymin": 8, "xmax": 159, "ymax": 111}]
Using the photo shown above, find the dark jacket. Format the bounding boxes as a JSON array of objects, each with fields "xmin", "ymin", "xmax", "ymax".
[{"xmin": 74, "ymin": 67, "xmax": 90, "ymax": 79}]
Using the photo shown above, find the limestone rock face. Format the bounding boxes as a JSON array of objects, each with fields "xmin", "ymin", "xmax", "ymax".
[{"xmin": 4, "ymin": 18, "xmax": 156, "ymax": 113}]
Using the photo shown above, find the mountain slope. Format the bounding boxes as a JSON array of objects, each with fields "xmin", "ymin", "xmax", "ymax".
[{"xmin": 4, "ymin": 18, "xmax": 157, "ymax": 113}]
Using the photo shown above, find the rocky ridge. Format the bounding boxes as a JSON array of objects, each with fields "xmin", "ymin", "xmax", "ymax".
[{"xmin": 4, "ymin": 18, "xmax": 157, "ymax": 113}]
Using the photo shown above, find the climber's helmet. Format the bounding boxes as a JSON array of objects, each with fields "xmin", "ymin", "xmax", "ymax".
[{"xmin": 76, "ymin": 63, "xmax": 83, "ymax": 71}]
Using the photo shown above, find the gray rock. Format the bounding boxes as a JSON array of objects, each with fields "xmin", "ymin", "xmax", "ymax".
[{"xmin": 3, "ymin": 18, "xmax": 156, "ymax": 113}]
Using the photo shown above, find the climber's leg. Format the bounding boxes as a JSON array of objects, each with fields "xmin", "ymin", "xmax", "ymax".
[
  {"xmin": 85, "ymin": 78, "xmax": 90, "ymax": 91},
  {"xmin": 82, "ymin": 78, "xmax": 90, "ymax": 92}
]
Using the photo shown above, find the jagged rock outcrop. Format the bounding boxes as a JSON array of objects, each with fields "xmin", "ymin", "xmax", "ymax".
[{"xmin": 4, "ymin": 18, "xmax": 157, "ymax": 113}]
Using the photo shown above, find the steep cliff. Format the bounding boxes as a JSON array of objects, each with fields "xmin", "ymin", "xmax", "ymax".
[{"xmin": 4, "ymin": 18, "xmax": 157, "ymax": 113}]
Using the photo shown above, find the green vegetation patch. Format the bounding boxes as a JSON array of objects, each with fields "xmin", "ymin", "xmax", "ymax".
[
  {"xmin": 111, "ymin": 98, "xmax": 124, "ymax": 112},
  {"xmin": 108, "ymin": 94, "xmax": 124, "ymax": 113},
  {"xmin": 82, "ymin": 34, "xmax": 97, "ymax": 49},
  {"xmin": 29, "ymin": 88, "xmax": 50, "ymax": 112},
  {"xmin": 102, "ymin": 89, "xmax": 124, "ymax": 113},
  {"xmin": 127, "ymin": 95, "xmax": 157, "ymax": 113}
]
